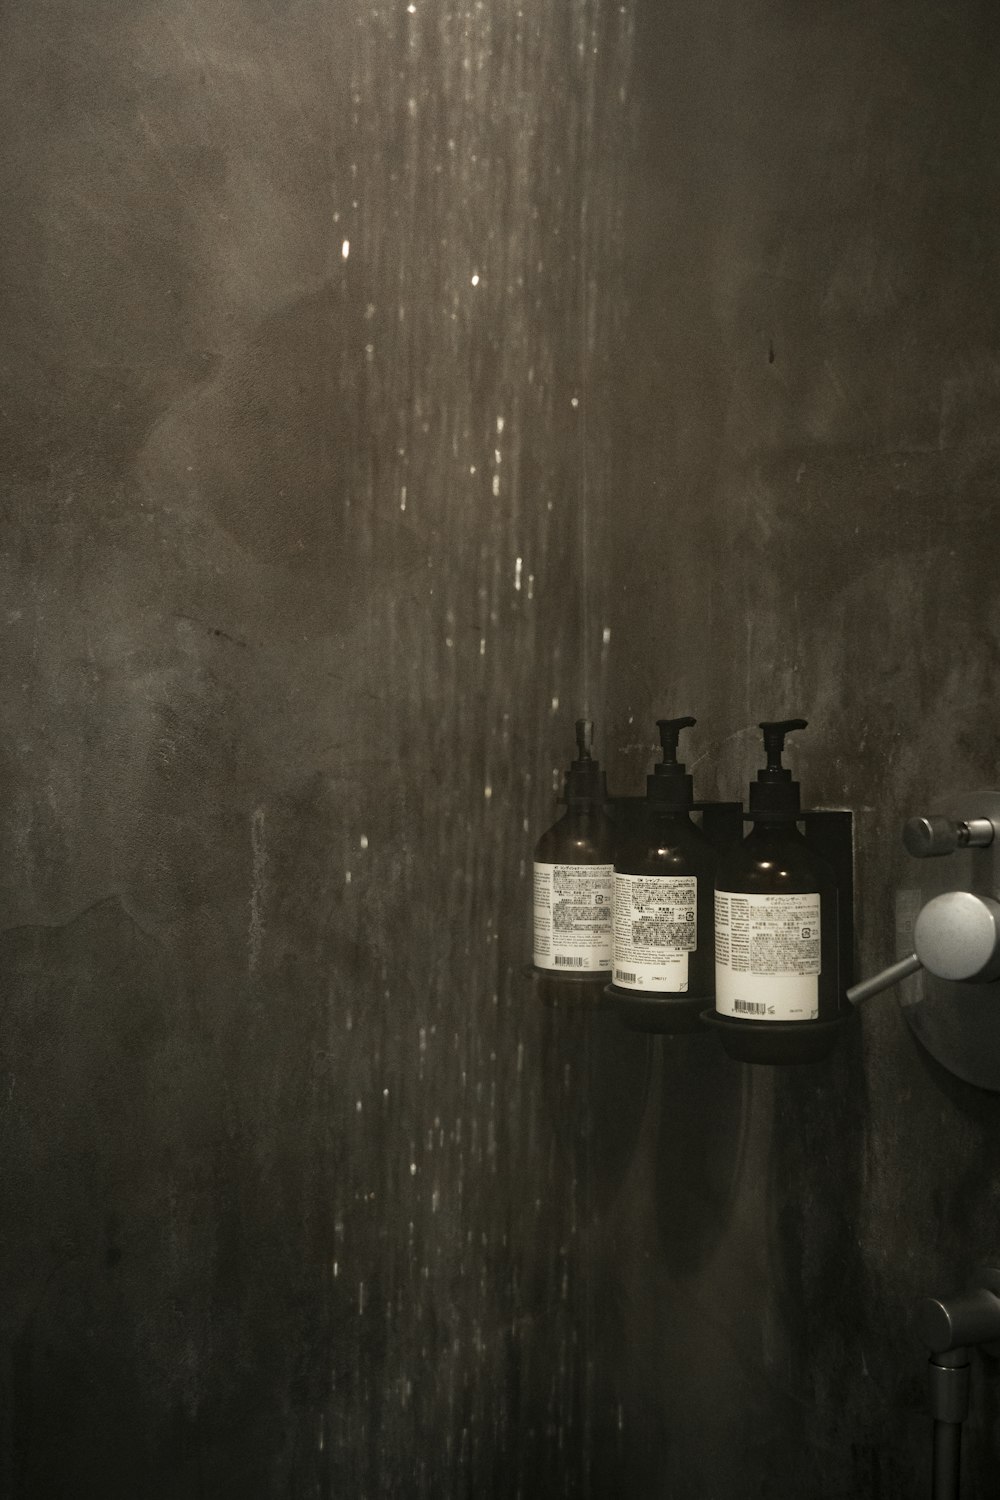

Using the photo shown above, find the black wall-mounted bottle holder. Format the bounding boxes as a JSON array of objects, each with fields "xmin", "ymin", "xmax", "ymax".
[
  {"xmin": 703, "ymin": 807, "xmax": 855, "ymax": 1064},
  {"xmin": 530, "ymin": 801, "xmax": 855, "ymax": 1053},
  {"xmin": 530, "ymin": 965, "xmax": 608, "ymax": 1008},
  {"xmin": 530, "ymin": 719, "xmax": 856, "ymax": 1057},
  {"xmin": 606, "ymin": 796, "xmax": 745, "ymax": 855}
]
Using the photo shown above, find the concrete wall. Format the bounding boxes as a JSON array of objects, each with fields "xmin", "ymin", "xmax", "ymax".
[
  {"xmin": 592, "ymin": 1, "xmax": 1000, "ymax": 1495},
  {"xmin": 0, "ymin": 1, "xmax": 632, "ymax": 1493},
  {"xmin": 3, "ymin": 0, "xmax": 1000, "ymax": 1495}
]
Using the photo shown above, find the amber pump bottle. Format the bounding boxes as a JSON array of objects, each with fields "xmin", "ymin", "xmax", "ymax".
[
  {"xmin": 532, "ymin": 720, "xmax": 615, "ymax": 985},
  {"xmin": 713, "ymin": 719, "xmax": 840, "ymax": 1058},
  {"xmin": 611, "ymin": 716, "xmax": 717, "ymax": 999}
]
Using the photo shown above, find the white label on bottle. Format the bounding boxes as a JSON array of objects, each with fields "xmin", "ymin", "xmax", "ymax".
[
  {"xmin": 612, "ymin": 873, "xmax": 696, "ymax": 992},
  {"xmin": 715, "ymin": 891, "xmax": 821, "ymax": 1020},
  {"xmin": 533, "ymin": 863, "xmax": 613, "ymax": 971}
]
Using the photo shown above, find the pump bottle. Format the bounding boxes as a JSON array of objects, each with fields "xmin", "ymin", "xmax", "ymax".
[
  {"xmin": 533, "ymin": 720, "xmax": 615, "ymax": 985},
  {"xmin": 714, "ymin": 720, "xmax": 840, "ymax": 1039},
  {"xmin": 612, "ymin": 717, "xmax": 717, "ymax": 998}
]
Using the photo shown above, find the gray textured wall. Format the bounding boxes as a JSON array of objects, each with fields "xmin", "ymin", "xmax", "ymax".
[
  {"xmin": 0, "ymin": 1, "xmax": 634, "ymax": 1494},
  {"xmin": 592, "ymin": 2, "xmax": 1000, "ymax": 1497},
  {"xmin": 4, "ymin": 0, "xmax": 1000, "ymax": 1496}
]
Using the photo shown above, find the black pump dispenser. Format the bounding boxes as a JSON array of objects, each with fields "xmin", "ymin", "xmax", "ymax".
[
  {"xmin": 564, "ymin": 719, "xmax": 608, "ymax": 805},
  {"xmin": 532, "ymin": 718, "xmax": 616, "ymax": 995},
  {"xmin": 749, "ymin": 719, "xmax": 808, "ymax": 820},
  {"xmin": 710, "ymin": 717, "xmax": 845, "ymax": 1063},
  {"xmin": 610, "ymin": 714, "xmax": 717, "ymax": 1013},
  {"xmin": 647, "ymin": 716, "xmax": 696, "ymax": 809}
]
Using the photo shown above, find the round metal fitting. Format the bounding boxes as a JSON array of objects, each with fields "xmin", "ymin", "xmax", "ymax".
[{"xmin": 914, "ymin": 891, "xmax": 1000, "ymax": 982}]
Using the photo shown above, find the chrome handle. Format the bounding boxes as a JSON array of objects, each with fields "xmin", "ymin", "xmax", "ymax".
[
  {"xmin": 903, "ymin": 815, "xmax": 996, "ymax": 858},
  {"xmin": 847, "ymin": 891, "xmax": 1000, "ymax": 1005},
  {"xmin": 847, "ymin": 953, "xmax": 921, "ymax": 1005}
]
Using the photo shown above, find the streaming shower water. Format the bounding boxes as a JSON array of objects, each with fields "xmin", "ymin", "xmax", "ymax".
[
  {"xmin": 324, "ymin": 4, "xmax": 636, "ymax": 1493},
  {"xmin": 4, "ymin": 0, "xmax": 636, "ymax": 1490}
]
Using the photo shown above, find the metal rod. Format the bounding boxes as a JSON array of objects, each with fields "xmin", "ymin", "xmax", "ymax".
[
  {"xmin": 932, "ymin": 1419, "xmax": 962, "ymax": 1500},
  {"xmin": 846, "ymin": 952, "xmax": 921, "ymax": 1005}
]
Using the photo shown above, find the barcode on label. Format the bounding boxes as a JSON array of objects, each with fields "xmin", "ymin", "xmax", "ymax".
[
  {"xmin": 734, "ymin": 999, "xmax": 767, "ymax": 1015},
  {"xmin": 555, "ymin": 956, "xmax": 586, "ymax": 967},
  {"xmin": 615, "ymin": 970, "xmax": 637, "ymax": 984}
]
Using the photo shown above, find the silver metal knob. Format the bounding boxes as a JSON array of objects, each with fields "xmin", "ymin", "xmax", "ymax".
[
  {"xmin": 847, "ymin": 891, "xmax": 1000, "ymax": 1004},
  {"xmin": 903, "ymin": 815, "xmax": 996, "ymax": 858},
  {"xmin": 915, "ymin": 891, "xmax": 1000, "ymax": 981}
]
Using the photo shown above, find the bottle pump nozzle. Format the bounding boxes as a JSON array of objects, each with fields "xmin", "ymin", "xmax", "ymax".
[
  {"xmin": 648, "ymin": 715, "xmax": 696, "ymax": 808},
  {"xmin": 750, "ymin": 718, "xmax": 808, "ymax": 819},
  {"xmin": 657, "ymin": 716, "xmax": 697, "ymax": 764},
  {"xmin": 563, "ymin": 718, "xmax": 607, "ymax": 803}
]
